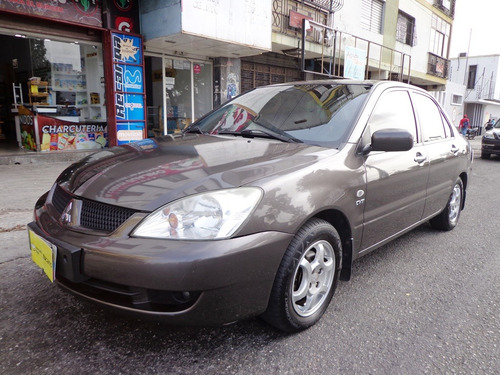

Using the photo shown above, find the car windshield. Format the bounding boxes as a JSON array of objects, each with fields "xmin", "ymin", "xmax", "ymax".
[{"xmin": 186, "ymin": 83, "xmax": 371, "ymax": 148}]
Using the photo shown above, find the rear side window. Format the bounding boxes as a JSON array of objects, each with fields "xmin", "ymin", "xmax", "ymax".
[
  {"xmin": 367, "ymin": 90, "xmax": 417, "ymax": 142},
  {"xmin": 411, "ymin": 93, "xmax": 447, "ymax": 142}
]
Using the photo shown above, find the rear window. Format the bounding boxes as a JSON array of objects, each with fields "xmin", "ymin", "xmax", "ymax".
[{"xmin": 191, "ymin": 83, "xmax": 371, "ymax": 148}]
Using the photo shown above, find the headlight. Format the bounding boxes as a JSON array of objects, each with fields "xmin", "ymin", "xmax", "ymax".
[
  {"xmin": 483, "ymin": 131, "xmax": 495, "ymax": 139},
  {"xmin": 132, "ymin": 188, "xmax": 263, "ymax": 240}
]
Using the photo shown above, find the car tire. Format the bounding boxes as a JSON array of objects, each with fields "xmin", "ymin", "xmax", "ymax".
[
  {"xmin": 262, "ymin": 218, "xmax": 341, "ymax": 332},
  {"xmin": 481, "ymin": 151, "xmax": 490, "ymax": 159},
  {"xmin": 429, "ymin": 179, "xmax": 463, "ymax": 231}
]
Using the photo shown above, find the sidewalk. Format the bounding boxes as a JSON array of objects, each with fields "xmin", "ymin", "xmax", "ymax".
[
  {"xmin": 468, "ymin": 136, "xmax": 481, "ymax": 154},
  {"xmin": 0, "ymin": 161, "xmax": 72, "ymax": 263},
  {"xmin": 0, "ymin": 142, "xmax": 97, "ymax": 165}
]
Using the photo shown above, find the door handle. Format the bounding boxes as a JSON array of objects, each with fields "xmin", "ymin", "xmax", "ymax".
[
  {"xmin": 414, "ymin": 153, "xmax": 427, "ymax": 164},
  {"xmin": 451, "ymin": 145, "xmax": 460, "ymax": 154}
]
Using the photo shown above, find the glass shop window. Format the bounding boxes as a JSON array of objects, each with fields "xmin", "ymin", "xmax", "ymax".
[{"xmin": 28, "ymin": 39, "xmax": 107, "ymax": 122}]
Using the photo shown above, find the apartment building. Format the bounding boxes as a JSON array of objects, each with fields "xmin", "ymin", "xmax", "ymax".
[{"xmin": 445, "ymin": 54, "xmax": 500, "ymax": 129}]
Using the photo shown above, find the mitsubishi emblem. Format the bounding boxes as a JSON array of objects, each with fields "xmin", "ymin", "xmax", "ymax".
[{"xmin": 61, "ymin": 200, "xmax": 74, "ymax": 225}]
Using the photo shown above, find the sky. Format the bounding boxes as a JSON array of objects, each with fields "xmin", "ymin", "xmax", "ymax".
[{"xmin": 449, "ymin": 0, "xmax": 500, "ymax": 58}]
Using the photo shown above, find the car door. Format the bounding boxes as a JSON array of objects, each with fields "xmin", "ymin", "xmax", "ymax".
[
  {"xmin": 359, "ymin": 89, "xmax": 429, "ymax": 253},
  {"xmin": 410, "ymin": 91, "xmax": 462, "ymax": 219}
]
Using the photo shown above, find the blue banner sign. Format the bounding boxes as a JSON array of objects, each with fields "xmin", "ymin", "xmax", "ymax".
[
  {"xmin": 112, "ymin": 33, "xmax": 143, "ymax": 64},
  {"xmin": 112, "ymin": 32, "xmax": 145, "ymax": 145}
]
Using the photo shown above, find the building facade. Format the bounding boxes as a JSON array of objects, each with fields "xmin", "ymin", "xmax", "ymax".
[
  {"xmin": 0, "ymin": 0, "xmax": 456, "ymax": 153},
  {"xmin": 139, "ymin": 0, "xmax": 456, "ymax": 137},
  {"xmin": 444, "ymin": 54, "xmax": 500, "ymax": 129}
]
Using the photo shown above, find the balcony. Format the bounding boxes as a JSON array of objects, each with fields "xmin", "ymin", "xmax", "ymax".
[
  {"xmin": 272, "ymin": 0, "xmax": 330, "ymax": 41},
  {"xmin": 271, "ymin": 0, "xmax": 445, "ymax": 88},
  {"xmin": 272, "ymin": 0, "xmax": 412, "ymax": 83},
  {"xmin": 428, "ymin": 53, "xmax": 450, "ymax": 79},
  {"xmin": 433, "ymin": 0, "xmax": 455, "ymax": 19}
]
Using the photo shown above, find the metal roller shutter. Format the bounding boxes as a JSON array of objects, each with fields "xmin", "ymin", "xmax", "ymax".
[{"xmin": 361, "ymin": 0, "xmax": 384, "ymax": 34}]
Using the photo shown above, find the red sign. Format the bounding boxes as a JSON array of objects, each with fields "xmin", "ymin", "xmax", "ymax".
[
  {"xmin": 289, "ymin": 10, "xmax": 313, "ymax": 30},
  {"xmin": 1, "ymin": 0, "xmax": 102, "ymax": 27},
  {"xmin": 193, "ymin": 64, "xmax": 201, "ymax": 74},
  {"xmin": 104, "ymin": 0, "xmax": 140, "ymax": 34},
  {"xmin": 115, "ymin": 16, "xmax": 135, "ymax": 33}
]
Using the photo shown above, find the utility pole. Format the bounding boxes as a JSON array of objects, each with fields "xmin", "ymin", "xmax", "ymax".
[
  {"xmin": 463, "ymin": 29, "xmax": 472, "ymax": 86},
  {"xmin": 462, "ymin": 29, "xmax": 472, "ymax": 120}
]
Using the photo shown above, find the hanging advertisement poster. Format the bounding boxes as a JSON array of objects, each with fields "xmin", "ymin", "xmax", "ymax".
[
  {"xmin": 111, "ymin": 31, "xmax": 146, "ymax": 145},
  {"xmin": 15, "ymin": 106, "xmax": 108, "ymax": 152},
  {"xmin": 16, "ymin": 106, "xmax": 37, "ymax": 151},
  {"xmin": 37, "ymin": 115, "xmax": 107, "ymax": 151},
  {"xmin": 344, "ymin": 46, "xmax": 367, "ymax": 80}
]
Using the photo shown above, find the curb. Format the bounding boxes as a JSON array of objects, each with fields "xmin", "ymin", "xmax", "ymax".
[{"xmin": 0, "ymin": 150, "xmax": 97, "ymax": 165}]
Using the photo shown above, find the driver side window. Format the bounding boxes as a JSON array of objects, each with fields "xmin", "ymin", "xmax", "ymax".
[{"xmin": 367, "ymin": 90, "xmax": 418, "ymax": 142}]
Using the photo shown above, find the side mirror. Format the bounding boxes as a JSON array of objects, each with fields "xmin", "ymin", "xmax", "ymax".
[{"xmin": 362, "ymin": 129, "xmax": 414, "ymax": 155}]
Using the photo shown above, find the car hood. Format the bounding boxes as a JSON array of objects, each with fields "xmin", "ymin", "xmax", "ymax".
[
  {"xmin": 56, "ymin": 135, "xmax": 332, "ymax": 211},
  {"xmin": 488, "ymin": 129, "xmax": 500, "ymax": 136}
]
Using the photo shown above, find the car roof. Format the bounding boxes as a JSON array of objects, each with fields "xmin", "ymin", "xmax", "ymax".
[{"xmin": 264, "ymin": 79, "xmax": 421, "ymax": 92}]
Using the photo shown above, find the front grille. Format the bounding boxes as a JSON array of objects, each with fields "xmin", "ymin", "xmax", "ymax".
[
  {"xmin": 51, "ymin": 184, "xmax": 137, "ymax": 233},
  {"xmin": 52, "ymin": 184, "xmax": 72, "ymax": 214},
  {"xmin": 80, "ymin": 199, "xmax": 136, "ymax": 233}
]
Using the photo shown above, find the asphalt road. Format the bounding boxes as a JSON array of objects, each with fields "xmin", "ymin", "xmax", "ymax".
[{"xmin": 1, "ymin": 147, "xmax": 499, "ymax": 375}]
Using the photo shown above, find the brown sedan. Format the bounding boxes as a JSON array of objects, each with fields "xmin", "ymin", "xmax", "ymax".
[{"xmin": 28, "ymin": 80, "xmax": 472, "ymax": 332}]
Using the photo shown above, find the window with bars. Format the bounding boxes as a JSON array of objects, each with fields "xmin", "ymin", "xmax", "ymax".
[
  {"xmin": 430, "ymin": 14, "xmax": 450, "ymax": 58},
  {"xmin": 241, "ymin": 62, "xmax": 303, "ymax": 93},
  {"xmin": 360, "ymin": 0, "xmax": 384, "ymax": 34},
  {"xmin": 396, "ymin": 11, "xmax": 416, "ymax": 46}
]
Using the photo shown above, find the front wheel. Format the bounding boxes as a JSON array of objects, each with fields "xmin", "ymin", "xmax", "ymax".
[
  {"xmin": 481, "ymin": 151, "xmax": 490, "ymax": 159},
  {"xmin": 262, "ymin": 218, "xmax": 342, "ymax": 332},
  {"xmin": 429, "ymin": 179, "xmax": 463, "ymax": 231}
]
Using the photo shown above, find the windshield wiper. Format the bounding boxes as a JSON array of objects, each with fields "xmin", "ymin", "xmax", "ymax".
[
  {"xmin": 183, "ymin": 125, "xmax": 208, "ymax": 135},
  {"xmin": 218, "ymin": 129, "xmax": 302, "ymax": 143}
]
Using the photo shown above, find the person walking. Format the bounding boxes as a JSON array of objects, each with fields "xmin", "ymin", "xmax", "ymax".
[{"xmin": 459, "ymin": 114, "xmax": 470, "ymax": 136}]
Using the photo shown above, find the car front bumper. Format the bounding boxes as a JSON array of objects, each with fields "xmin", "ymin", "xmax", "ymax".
[
  {"xmin": 481, "ymin": 138, "xmax": 500, "ymax": 155},
  {"xmin": 29, "ymin": 196, "xmax": 293, "ymax": 326}
]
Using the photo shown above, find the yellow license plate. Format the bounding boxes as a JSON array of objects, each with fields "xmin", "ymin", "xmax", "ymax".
[{"xmin": 29, "ymin": 229, "xmax": 57, "ymax": 282}]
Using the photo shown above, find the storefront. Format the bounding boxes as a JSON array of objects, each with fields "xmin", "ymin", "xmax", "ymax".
[
  {"xmin": 0, "ymin": 2, "xmax": 108, "ymax": 153},
  {"xmin": 144, "ymin": 54, "xmax": 213, "ymax": 137},
  {"xmin": 0, "ymin": 0, "xmax": 147, "ymax": 153},
  {"xmin": 10, "ymin": 36, "xmax": 108, "ymax": 152},
  {"xmin": 139, "ymin": 0, "xmax": 273, "ymax": 137}
]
